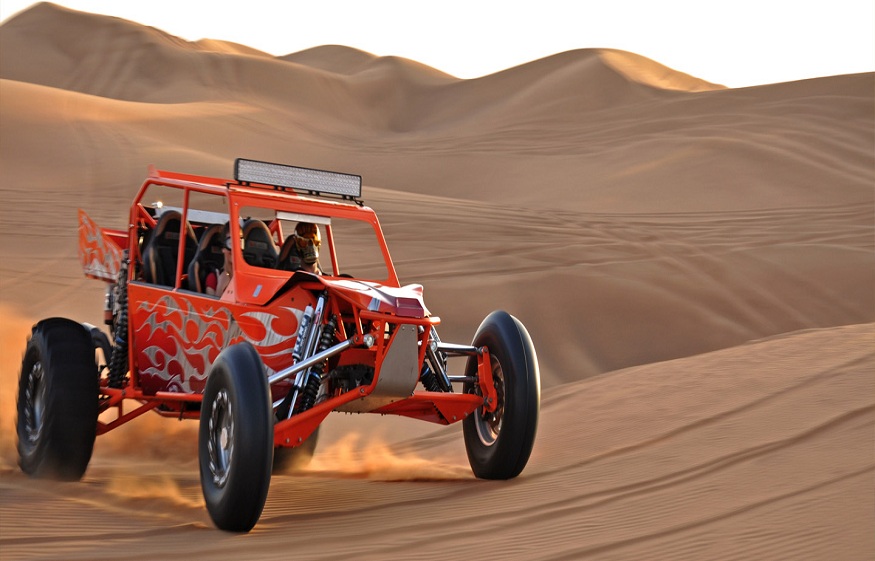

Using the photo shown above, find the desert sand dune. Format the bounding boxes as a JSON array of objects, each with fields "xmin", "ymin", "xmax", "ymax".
[
  {"xmin": 1, "ymin": 318, "xmax": 871, "ymax": 560},
  {"xmin": 0, "ymin": 3, "xmax": 872, "ymax": 559}
]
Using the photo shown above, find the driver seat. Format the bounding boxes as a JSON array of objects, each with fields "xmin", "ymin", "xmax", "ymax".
[
  {"xmin": 187, "ymin": 224, "xmax": 225, "ymax": 293},
  {"xmin": 142, "ymin": 210, "xmax": 197, "ymax": 287},
  {"xmin": 241, "ymin": 219, "xmax": 278, "ymax": 268}
]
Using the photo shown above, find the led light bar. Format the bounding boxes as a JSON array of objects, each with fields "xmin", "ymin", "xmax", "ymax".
[{"xmin": 235, "ymin": 158, "xmax": 362, "ymax": 199}]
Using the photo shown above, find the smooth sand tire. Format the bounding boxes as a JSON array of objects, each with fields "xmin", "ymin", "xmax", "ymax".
[
  {"xmin": 273, "ymin": 426, "xmax": 319, "ymax": 473},
  {"xmin": 463, "ymin": 311, "xmax": 540, "ymax": 480},
  {"xmin": 199, "ymin": 342, "xmax": 273, "ymax": 532},
  {"xmin": 17, "ymin": 318, "xmax": 98, "ymax": 481}
]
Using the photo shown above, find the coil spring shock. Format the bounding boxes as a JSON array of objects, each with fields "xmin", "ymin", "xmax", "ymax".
[
  {"xmin": 420, "ymin": 365, "xmax": 442, "ymax": 391},
  {"xmin": 420, "ymin": 326, "xmax": 451, "ymax": 392},
  {"xmin": 107, "ymin": 253, "xmax": 130, "ymax": 389},
  {"xmin": 298, "ymin": 315, "xmax": 337, "ymax": 412}
]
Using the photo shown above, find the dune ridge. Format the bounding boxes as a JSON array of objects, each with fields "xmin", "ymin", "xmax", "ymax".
[{"xmin": 0, "ymin": 3, "xmax": 872, "ymax": 559}]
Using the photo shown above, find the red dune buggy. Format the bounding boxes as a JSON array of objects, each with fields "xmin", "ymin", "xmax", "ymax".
[{"xmin": 17, "ymin": 159, "xmax": 540, "ymax": 531}]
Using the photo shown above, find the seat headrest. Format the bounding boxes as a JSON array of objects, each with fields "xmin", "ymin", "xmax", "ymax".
[
  {"xmin": 187, "ymin": 223, "xmax": 226, "ymax": 292},
  {"xmin": 242, "ymin": 219, "xmax": 278, "ymax": 267},
  {"xmin": 142, "ymin": 210, "xmax": 197, "ymax": 286},
  {"xmin": 197, "ymin": 223, "xmax": 225, "ymax": 253},
  {"xmin": 153, "ymin": 210, "xmax": 197, "ymax": 245}
]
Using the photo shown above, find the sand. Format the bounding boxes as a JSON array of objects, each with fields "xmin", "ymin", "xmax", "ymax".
[{"xmin": 0, "ymin": 3, "xmax": 872, "ymax": 560}]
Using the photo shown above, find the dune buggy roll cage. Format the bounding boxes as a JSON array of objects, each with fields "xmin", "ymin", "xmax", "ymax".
[{"xmin": 87, "ymin": 160, "xmax": 498, "ymax": 442}]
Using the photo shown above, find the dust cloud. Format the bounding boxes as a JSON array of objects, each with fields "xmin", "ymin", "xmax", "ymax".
[{"xmin": 304, "ymin": 432, "xmax": 471, "ymax": 481}]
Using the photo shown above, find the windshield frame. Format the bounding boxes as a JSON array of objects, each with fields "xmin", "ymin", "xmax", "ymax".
[{"xmin": 228, "ymin": 187, "xmax": 399, "ymax": 287}]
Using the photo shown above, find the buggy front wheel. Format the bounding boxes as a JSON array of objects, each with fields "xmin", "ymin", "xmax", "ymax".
[
  {"xmin": 463, "ymin": 311, "xmax": 540, "ymax": 480},
  {"xmin": 199, "ymin": 342, "xmax": 273, "ymax": 532}
]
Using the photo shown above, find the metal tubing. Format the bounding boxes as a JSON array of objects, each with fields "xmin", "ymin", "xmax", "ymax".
[
  {"xmin": 268, "ymin": 337, "xmax": 354, "ymax": 385},
  {"xmin": 447, "ymin": 375, "xmax": 477, "ymax": 383},
  {"xmin": 436, "ymin": 342, "xmax": 481, "ymax": 356},
  {"xmin": 426, "ymin": 344, "xmax": 448, "ymax": 377},
  {"xmin": 305, "ymin": 295, "xmax": 327, "ymax": 359}
]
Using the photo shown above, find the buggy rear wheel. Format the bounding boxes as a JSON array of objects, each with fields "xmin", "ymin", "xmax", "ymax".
[
  {"xmin": 199, "ymin": 342, "xmax": 273, "ymax": 532},
  {"xmin": 463, "ymin": 311, "xmax": 540, "ymax": 479},
  {"xmin": 17, "ymin": 318, "xmax": 98, "ymax": 481}
]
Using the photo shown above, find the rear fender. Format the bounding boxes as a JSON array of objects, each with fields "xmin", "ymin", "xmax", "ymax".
[{"xmin": 78, "ymin": 209, "xmax": 127, "ymax": 282}]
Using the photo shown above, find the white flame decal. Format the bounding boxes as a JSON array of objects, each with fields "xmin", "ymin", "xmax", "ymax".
[{"xmin": 136, "ymin": 296, "xmax": 300, "ymax": 393}]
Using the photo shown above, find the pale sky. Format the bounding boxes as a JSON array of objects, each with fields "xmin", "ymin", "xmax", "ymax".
[{"xmin": 1, "ymin": 0, "xmax": 873, "ymax": 87}]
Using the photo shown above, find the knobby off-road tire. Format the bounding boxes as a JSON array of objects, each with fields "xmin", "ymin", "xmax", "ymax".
[
  {"xmin": 463, "ymin": 311, "xmax": 540, "ymax": 480},
  {"xmin": 199, "ymin": 342, "xmax": 273, "ymax": 532},
  {"xmin": 17, "ymin": 318, "xmax": 99, "ymax": 481},
  {"xmin": 273, "ymin": 426, "xmax": 319, "ymax": 473}
]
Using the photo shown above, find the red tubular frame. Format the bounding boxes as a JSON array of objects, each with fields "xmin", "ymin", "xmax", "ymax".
[{"xmin": 88, "ymin": 166, "xmax": 496, "ymax": 444}]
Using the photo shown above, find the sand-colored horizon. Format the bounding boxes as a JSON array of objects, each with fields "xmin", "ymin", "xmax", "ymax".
[{"xmin": 1, "ymin": 3, "xmax": 872, "ymax": 559}]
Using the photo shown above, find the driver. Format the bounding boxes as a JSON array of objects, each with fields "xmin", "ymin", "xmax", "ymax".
[{"xmin": 280, "ymin": 222, "xmax": 322, "ymax": 274}]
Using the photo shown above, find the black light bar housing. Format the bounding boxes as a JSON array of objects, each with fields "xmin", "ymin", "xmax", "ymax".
[{"xmin": 234, "ymin": 158, "xmax": 362, "ymax": 201}]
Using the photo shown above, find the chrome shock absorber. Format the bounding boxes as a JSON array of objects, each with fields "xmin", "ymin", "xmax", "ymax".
[
  {"xmin": 420, "ymin": 326, "xmax": 452, "ymax": 392},
  {"xmin": 279, "ymin": 292, "xmax": 338, "ymax": 419},
  {"xmin": 298, "ymin": 315, "xmax": 337, "ymax": 413}
]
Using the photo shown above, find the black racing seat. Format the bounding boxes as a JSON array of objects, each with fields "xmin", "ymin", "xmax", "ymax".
[
  {"xmin": 187, "ymin": 224, "xmax": 225, "ymax": 293},
  {"xmin": 241, "ymin": 219, "xmax": 278, "ymax": 268},
  {"xmin": 141, "ymin": 210, "xmax": 197, "ymax": 287}
]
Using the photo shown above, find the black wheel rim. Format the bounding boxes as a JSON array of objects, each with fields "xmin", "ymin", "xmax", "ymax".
[
  {"xmin": 474, "ymin": 358, "xmax": 505, "ymax": 447},
  {"xmin": 23, "ymin": 361, "xmax": 46, "ymax": 449},
  {"xmin": 207, "ymin": 389, "xmax": 233, "ymax": 487}
]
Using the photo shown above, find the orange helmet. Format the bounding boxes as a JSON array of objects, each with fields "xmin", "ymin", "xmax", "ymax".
[{"xmin": 295, "ymin": 222, "xmax": 320, "ymax": 246}]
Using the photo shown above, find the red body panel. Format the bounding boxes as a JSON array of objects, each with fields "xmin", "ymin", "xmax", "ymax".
[{"xmin": 128, "ymin": 284, "xmax": 316, "ymax": 395}]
